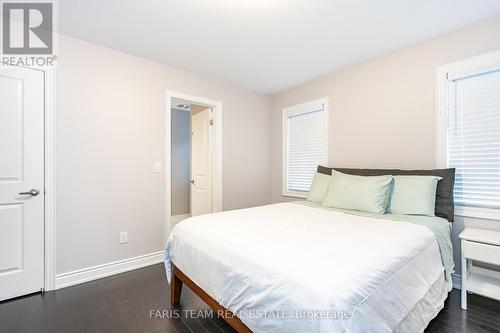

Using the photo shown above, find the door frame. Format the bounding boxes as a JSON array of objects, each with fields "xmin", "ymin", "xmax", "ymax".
[
  {"xmin": 0, "ymin": 65, "xmax": 56, "ymax": 292},
  {"xmin": 43, "ymin": 68, "xmax": 56, "ymax": 291},
  {"xmin": 165, "ymin": 90, "xmax": 223, "ymax": 233}
]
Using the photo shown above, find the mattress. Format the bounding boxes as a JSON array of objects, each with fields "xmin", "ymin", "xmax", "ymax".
[{"xmin": 164, "ymin": 202, "xmax": 451, "ymax": 333}]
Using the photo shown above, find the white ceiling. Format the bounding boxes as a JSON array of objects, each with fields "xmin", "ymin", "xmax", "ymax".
[{"xmin": 57, "ymin": 0, "xmax": 500, "ymax": 94}]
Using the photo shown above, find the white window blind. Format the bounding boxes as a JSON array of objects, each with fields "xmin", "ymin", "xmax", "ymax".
[
  {"xmin": 447, "ymin": 69, "xmax": 500, "ymax": 209},
  {"xmin": 283, "ymin": 100, "xmax": 327, "ymax": 196}
]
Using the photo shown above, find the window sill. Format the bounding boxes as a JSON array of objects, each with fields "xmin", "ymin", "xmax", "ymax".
[
  {"xmin": 455, "ymin": 206, "xmax": 500, "ymax": 221},
  {"xmin": 282, "ymin": 191, "xmax": 307, "ymax": 199}
]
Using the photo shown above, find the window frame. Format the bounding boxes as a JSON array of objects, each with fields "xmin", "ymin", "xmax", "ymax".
[
  {"xmin": 436, "ymin": 50, "xmax": 500, "ymax": 220},
  {"xmin": 282, "ymin": 97, "xmax": 329, "ymax": 198}
]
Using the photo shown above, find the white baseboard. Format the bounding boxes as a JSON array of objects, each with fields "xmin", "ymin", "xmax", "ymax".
[
  {"xmin": 55, "ymin": 251, "xmax": 164, "ymax": 289},
  {"xmin": 452, "ymin": 273, "xmax": 462, "ymax": 290}
]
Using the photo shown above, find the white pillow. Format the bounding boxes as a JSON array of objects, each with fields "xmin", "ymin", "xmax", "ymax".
[
  {"xmin": 306, "ymin": 172, "xmax": 331, "ymax": 204},
  {"xmin": 387, "ymin": 175, "xmax": 441, "ymax": 216},
  {"xmin": 321, "ymin": 170, "xmax": 393, "ymax": 214}
]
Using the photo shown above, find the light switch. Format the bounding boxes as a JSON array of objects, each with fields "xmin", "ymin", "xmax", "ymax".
[
  {"xmin": 154, "ymin": 161, "xmax": 161, "ymax": 173},
  {"xmin": 120, "ymin": 231, "xmax": 128, "ymax": 244}
]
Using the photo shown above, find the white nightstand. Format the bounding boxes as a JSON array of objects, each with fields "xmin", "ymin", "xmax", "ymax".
[{"xmin": 459, "ymin": 228, "xmax": 500, "ymax": 310}]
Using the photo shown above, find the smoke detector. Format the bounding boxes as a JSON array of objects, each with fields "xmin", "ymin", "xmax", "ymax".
[
  {"xmin": 177, "ymin": 104, "xmax": 189, "ymax": 110},
  {"xmin": 172, "ymin": 97, "xmax": 191, "ymax": 111}
]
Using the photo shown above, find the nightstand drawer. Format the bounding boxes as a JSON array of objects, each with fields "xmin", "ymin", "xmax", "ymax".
[{"xmin": 462, "ymin": 240, "xmax": 500, "ymax": 266}]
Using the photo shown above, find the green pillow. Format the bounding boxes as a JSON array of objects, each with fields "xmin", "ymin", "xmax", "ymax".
[
  {"xmin": 321, "ymin": 170, "xmax": 392, "ymax": 214},
  {"xmin": 387, "ymin": 175, "xmax": 441, "ymax": 216},
  {"xmin": 307, "ymin": 172, "xmax": 331, "ymax": 204}
]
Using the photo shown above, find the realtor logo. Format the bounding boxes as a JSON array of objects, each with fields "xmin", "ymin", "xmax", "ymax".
[{"xmin": 2, "ymin": 2, "xmax": 53, "ymax": 54}]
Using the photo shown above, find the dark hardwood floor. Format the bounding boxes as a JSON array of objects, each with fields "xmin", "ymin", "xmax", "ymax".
[{"xmin": 1, "ymin": 264, "xmax": 499, "ymax": 333}]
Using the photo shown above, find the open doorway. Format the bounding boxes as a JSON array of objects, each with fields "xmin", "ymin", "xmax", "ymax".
[{"xmin": 166, "ymin": 91, "xmax": 222, "ymax": 231}]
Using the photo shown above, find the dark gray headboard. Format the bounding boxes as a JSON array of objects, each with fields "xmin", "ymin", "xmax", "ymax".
[{"xmin": 317, "ymin": 166, "xmax": 456, "ymax": 222}]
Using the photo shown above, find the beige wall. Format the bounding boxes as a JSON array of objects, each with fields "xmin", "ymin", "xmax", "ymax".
[
  {"xmin": 190, "ymin": 103, "xmax": 207, "ymax": 115},
  {"xmin": 54, "ymin": 16, "xmax": 500, "ymax": 279},
  {"xmin": 270, "ymin": 16, "xmax": 500, "ymax": 278},
  {"xmin": 56, "ymin": 35, "xmax": 270, "ymax": 274}
]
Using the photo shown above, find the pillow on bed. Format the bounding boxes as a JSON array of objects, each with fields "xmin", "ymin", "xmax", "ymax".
[
  {"xmin": 321, "ymin": 170, "xmax": 392, "ymax": 214},
  {"xmin": 317, "ymin": 166, "xmax": 456, "ymax": 222},
  {"xmin": 307, "ymin": 171, "xmax": 331, "ymax": 204},
  {"xmin": 387, "ymin": 175, "xmax": 441, "ymax": 216}
]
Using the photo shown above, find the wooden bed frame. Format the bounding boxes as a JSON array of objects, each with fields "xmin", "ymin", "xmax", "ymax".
[{"xmin": 171, "ymin": 264, "xmax": 252, "ymax": 333}]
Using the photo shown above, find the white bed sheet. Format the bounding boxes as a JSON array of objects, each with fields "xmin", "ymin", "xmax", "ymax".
[{"xmin": 164, "ymin": 202, "xmax": 448, "ymax": 333}]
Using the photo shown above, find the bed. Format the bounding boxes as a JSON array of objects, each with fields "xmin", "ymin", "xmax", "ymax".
[{"xmin": 164, "ymin": 167, "xmax": 455, "ymax": 333}]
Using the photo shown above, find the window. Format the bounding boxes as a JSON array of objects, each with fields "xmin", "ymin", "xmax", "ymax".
[
  {"xmin": 282, "ymin": 98, "xmax": 328, "ymax": 198},
  {"xmin": 437, "ymin": 51, "xmax": 500, "ymax": 219}
]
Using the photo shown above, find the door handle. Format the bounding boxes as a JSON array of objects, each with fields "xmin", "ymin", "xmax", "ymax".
[
  {"xmin": 190, "ymin": 179, "xmax": 195, "ymax": 185},
  {"xmin": 19, "ymin": 189, "xmax": 40, "ymax": 196}
]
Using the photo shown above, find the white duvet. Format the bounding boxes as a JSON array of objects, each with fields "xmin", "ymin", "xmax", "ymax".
[{"xmin": 165, "ymin": 203, "xmax": 448, "ymax": 333}]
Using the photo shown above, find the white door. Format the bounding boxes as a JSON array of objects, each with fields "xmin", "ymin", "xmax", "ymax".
[
  {"xmin": 190, "ymin": 108, "xmax": 213, "ymax": 216},
  {"xmin": 0, "ymin": 67, "xmax": 45, "ymax": 301}
]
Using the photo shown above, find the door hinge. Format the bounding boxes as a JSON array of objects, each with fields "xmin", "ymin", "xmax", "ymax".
[{"xmin": 209, "ymin": 119, "xmax": 214, "ymax": 126}]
